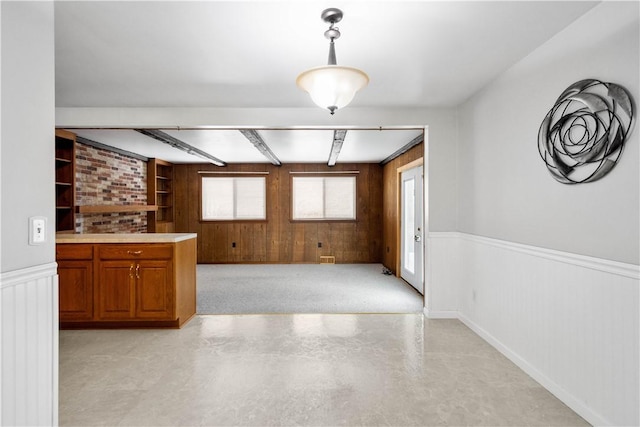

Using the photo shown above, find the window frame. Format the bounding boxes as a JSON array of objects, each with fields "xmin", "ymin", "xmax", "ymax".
[
  {"xmin": 290, "ymin": 173, "xmax": 357, "ymax": 222},
  {"xmin": 199, "ymin": 174, "xmax": 268, "ymax": 222}
]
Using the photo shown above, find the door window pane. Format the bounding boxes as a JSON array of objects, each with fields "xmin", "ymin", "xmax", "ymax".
[{"xmin": 403, "ymin": 178, "xmax": 415, "ymax": 273}]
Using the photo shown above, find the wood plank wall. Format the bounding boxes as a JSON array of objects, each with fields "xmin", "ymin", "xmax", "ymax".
[
  {"xmin": 381, "ymin": 143, "xmax": 424, "ymax": 273},
  {"xmin": 173, "ymin": 163, "xmax": 383, "ymax": 264}
]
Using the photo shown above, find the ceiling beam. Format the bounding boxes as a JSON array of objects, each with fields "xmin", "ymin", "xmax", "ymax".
[
  {"xmin": 379, "ymin": 134, "xmax": 424, "ymax": 166},
  {"xmin": 327, "ymin": 130, "xmax": 347, "ymax": 167},
  {"xmin": 239, "ymin": 130, "xmax": 282, "ymax": 166},
  {"xmin": 134, "ymin": 129, "xmax": 226, "ymax": 166},
  {"xmin": 76, "ymin": 135, "xmax": 149, "ymax": 162}
]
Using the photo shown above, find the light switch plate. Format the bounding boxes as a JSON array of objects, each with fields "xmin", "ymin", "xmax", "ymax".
[{"xmin": 29, "ymin": 216, "xmax": 47, "ymax": 245}]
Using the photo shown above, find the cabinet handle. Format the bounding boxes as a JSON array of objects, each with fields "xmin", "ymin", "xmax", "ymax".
[
  {"xmin": 135, "ymin": 264, "xmax": 140, "ymax": 279},
  {"xmin": 129, "ymin": 264, "xmax": 134, "ymax": 279},
  {"xmin": 127, "ymin": 250, "xmax": 143, "ymax": 255}
]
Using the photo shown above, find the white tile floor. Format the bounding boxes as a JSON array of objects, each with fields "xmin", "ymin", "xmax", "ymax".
[{"xmin": 59, "ymin": 314, "xmax": 588, "ymax": 426}]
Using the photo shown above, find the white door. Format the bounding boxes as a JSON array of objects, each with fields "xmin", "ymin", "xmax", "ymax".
[{"xmin": 400, "ymin": 166, "xmax": 423, "ymax": 294}]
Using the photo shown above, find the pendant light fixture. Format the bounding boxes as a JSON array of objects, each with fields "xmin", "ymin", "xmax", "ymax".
[{"xmin": 296, "ymin": 8, "xmax": 369, "ymax": 115}]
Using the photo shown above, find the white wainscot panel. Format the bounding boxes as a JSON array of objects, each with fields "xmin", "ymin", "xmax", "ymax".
[
  {"xmin": 452, "ymin": 233, "xmax": 639, "ymax": 427},
  {"xmin": 1, "ymin": 263, "xmax": 59, "ymax": 426},
  {"xmin": 425, "ymin": 233, "xmax": 460, "ymax": 318}
]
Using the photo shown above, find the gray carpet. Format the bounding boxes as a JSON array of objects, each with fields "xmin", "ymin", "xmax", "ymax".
[{"xmin": 196, "ymin": 263, "xmax": 423, "ymax": 314}]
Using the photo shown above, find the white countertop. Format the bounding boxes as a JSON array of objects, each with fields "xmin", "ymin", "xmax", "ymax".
[{"xmin": 56, "ymin": 233, "xmax": 197, "ymax": 244}]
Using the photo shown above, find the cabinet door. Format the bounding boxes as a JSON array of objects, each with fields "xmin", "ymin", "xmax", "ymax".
[
  {"xmin": 58, "ymin": 260, "xmax": 93, "ymax": 320},
  {"xmin": 135, "ymin": 260, "xmax": 174, "ymax": 319},
  {"xmin": 97, "ymin": 260, "xmax": 136, "ymax": 319}
]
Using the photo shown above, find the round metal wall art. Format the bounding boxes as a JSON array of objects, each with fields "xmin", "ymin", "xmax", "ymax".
[{"xmin": 538, "ymin": 79, "xmax": 635, "ymax": 184}]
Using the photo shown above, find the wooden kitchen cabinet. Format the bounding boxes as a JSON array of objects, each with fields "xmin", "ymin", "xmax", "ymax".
[
  {"xmin": 56, "ymin": 234, "xmax": 197, "ymax": 329},
  {"xmin": 57, "ymin": 244, "xmax": 94, "ymax": 321},
  {"xmin": 96, "ymin": 245, "xmax": 173, "ymax": 321},
  {"xmin": 97, "ymin": 260, "xmax": 136, "ymax": 320},
  {"xmin": 135, "ymin": 260, "xmax": 173, "ymax": 319}
]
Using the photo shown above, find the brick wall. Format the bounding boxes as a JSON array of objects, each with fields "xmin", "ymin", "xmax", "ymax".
[{"xmin": 75, "ymin": 142, "xmax": 148, "ymax": 233}]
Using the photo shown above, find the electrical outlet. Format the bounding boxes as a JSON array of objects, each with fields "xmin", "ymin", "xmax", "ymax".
[
  {"xmin": 29, "ymin": 216, "xmax": 47, "ymax": 245},
  {"xmin": 472, "ymin": 289, "xmax": 477, "ymax": 302},
  {"xmin": 318, "ymin": 242, "xmax": 322, "ymax": 248},
  {"xmin": 232, "ymin": 242, "xmax": 236, "ymax": 248}
]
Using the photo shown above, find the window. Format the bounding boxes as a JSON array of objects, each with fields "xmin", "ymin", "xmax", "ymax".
[
  {"xmin": 201, "ymin": 176, "xmax": 266, "ymax": 220},
  {"xmin": 292, "ymin": 176, "xmax": 356, "ymax": 220}
]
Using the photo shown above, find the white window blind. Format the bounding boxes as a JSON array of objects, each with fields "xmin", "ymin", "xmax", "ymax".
[
  {"xmin": 292, "ymin": 176, "xmax": 356, "ymax": 220},
  {"xmin": 202, "ymin": 177, "xmax": 266, "ymax": 220}
]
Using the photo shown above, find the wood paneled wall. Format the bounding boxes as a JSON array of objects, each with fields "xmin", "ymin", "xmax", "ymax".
[
  {"xmin": 381, "ymin": 143, "xmax": 424, "ymax": 273},
  {"xmin": 174, "ymin": 163, "xmax": 383, "ymax": 264}
]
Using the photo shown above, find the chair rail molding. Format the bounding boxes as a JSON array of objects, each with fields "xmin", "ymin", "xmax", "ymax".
[{"xmin": 428, "ymin": 231, "xmax": 639, "ymax": 278}]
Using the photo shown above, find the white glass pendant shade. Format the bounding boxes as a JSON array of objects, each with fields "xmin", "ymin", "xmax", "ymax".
[{"xmin": 296, "ymin": 65, "xmax": 369, "ymax": 113}]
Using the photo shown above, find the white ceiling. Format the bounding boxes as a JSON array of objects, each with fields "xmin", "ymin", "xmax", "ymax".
[
  {"xmin": 55, "ymin": 1, "xmax": 597, "ymax": 164},
  {"xmin": 70, "ymin": 128, "xmax": 423, "ymax": 164}
]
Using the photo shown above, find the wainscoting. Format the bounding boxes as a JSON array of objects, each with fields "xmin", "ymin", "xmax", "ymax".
[
  {"xmin": 425, "ymin": 232, "xmax": 639, "ymax": 426},
  {"xmin": 0, "ymin": 263, "xmax": 58, "ymax": 426}
]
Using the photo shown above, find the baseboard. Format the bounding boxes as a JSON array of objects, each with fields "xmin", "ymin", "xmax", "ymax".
[
  {"xmin": 423, "ymin": 307, "xmax": 458, "ymax": 319},
  {"xmin": 424, "ymin": 307, "xmax": 615, "ymax": 425},
  {"xmin": 457, "ymin": 313, "xmax": 611, "ymax": 427}
]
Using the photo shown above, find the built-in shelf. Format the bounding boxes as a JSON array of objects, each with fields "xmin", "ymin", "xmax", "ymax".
[
  {"xmin": 147, "ymin": 159, "xmax": 175, "ymax": 233},
  {"xmin": 76, "ymin": 205, "xmax": 158, "ymax": 214},
  {"xmin": 55, "ymin": 129, "xmax": 77, "ymax": 232}
]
